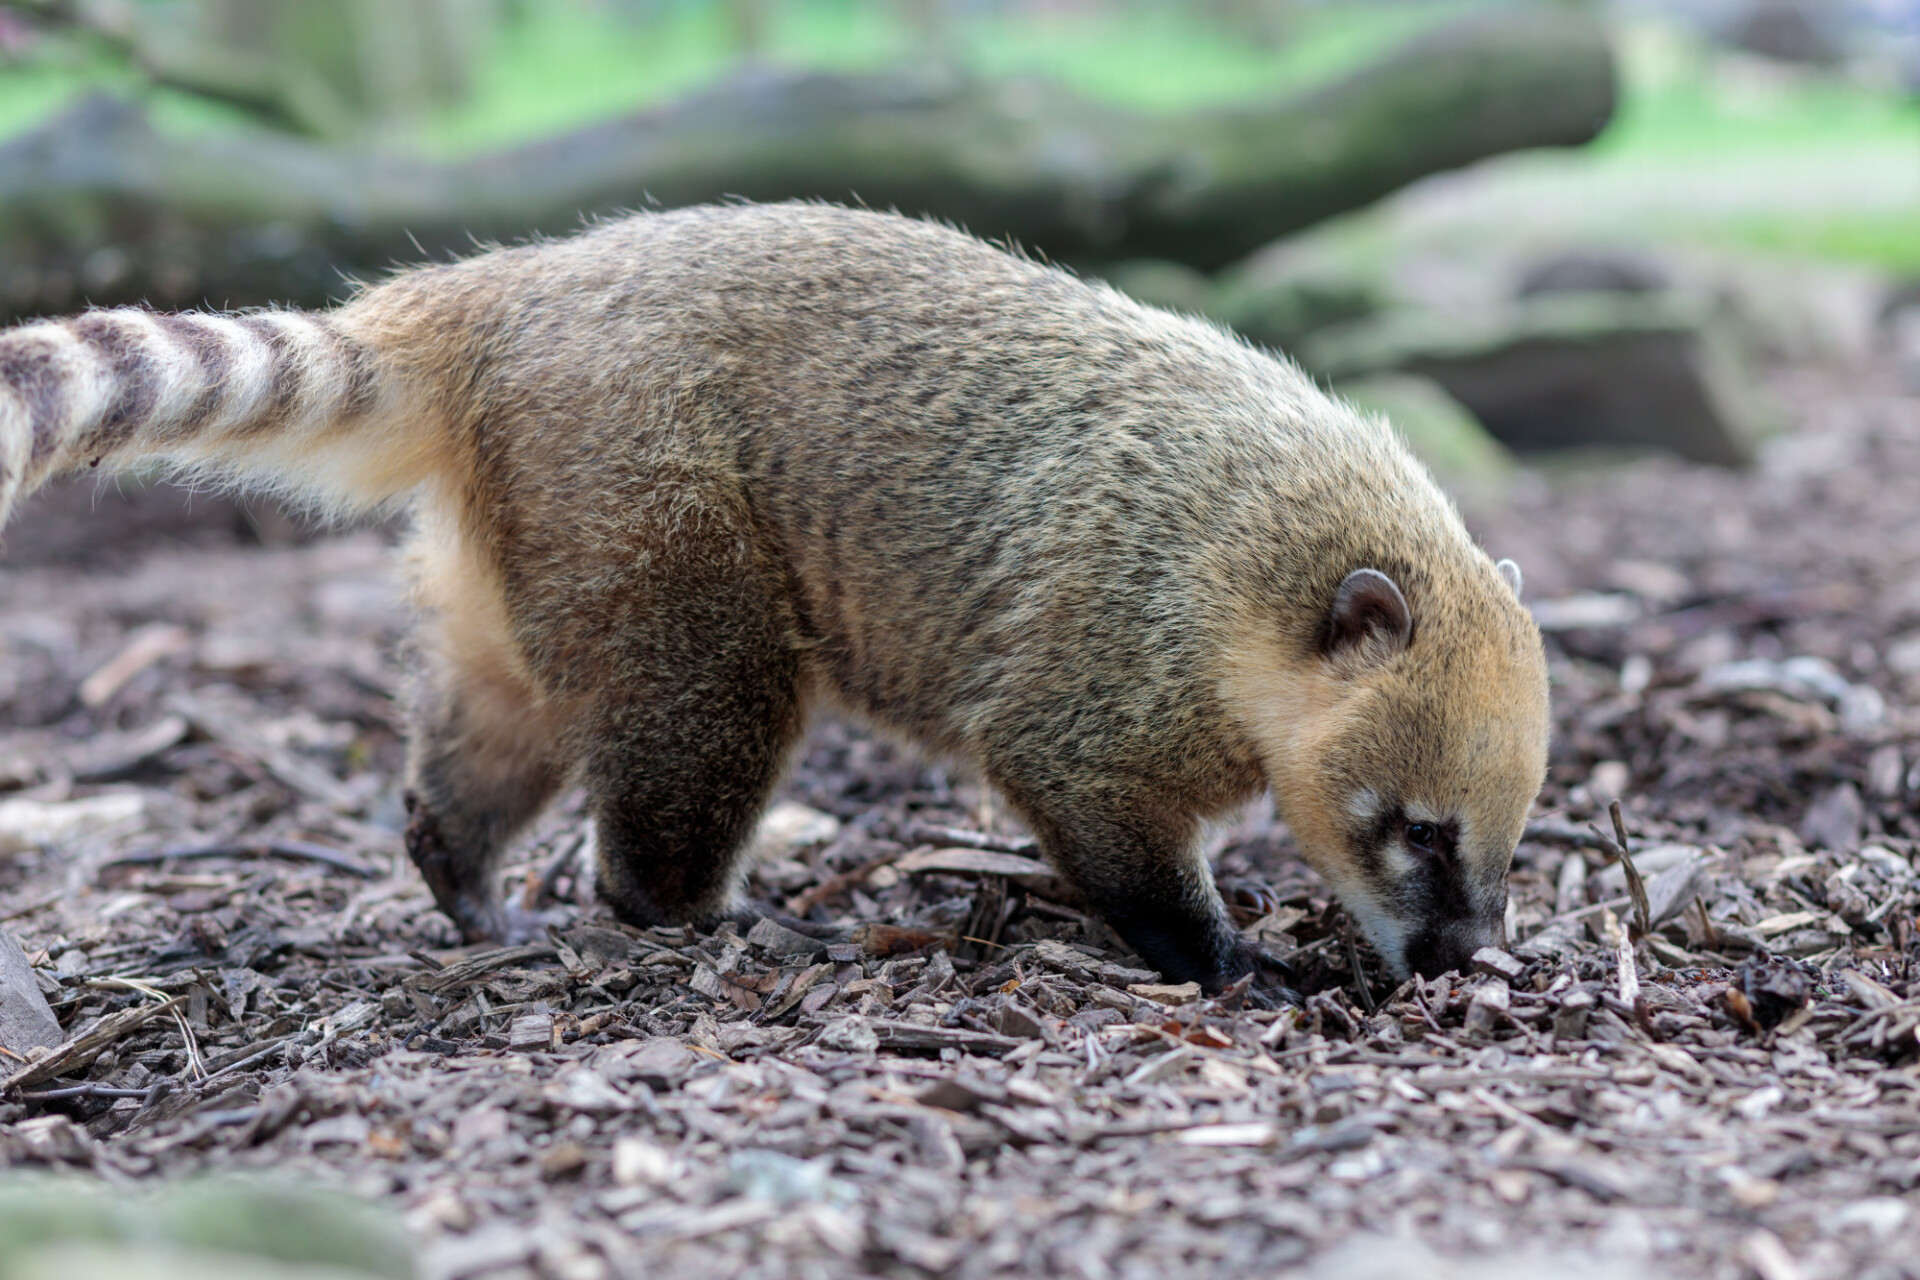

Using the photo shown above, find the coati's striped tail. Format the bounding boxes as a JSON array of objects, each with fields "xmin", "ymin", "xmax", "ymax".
[{"xmin": 0, "ymin": 307, "xmax": 434, "ymax": 527}]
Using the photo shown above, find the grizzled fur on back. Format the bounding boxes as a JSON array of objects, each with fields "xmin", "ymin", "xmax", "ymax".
[{"xmin": 0, "ymin": 203, "xmax": 1549, "ymax": 989}]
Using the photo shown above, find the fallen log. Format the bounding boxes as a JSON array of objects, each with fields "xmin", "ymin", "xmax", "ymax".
[{"xmin": 0, "ymin": 8, "xmax": 1614, "ymax": 320}]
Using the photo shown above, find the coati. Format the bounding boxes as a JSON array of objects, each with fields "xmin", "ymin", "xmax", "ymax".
[{"xmin": 0, "ymin": 202, "xmax": 1549, "ymax": 991}]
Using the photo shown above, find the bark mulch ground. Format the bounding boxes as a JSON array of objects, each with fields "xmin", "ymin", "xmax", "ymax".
[{"xmin": 0, "ymin": 359, "xmax": 1917, "ymax": 1280}]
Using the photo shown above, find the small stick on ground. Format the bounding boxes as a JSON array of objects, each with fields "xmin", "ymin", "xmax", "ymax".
[
  {"xmin": 104, "ymin": 841, "xmax": 378, "ymax": 878},
  {"xmin": 899, "ymin": 823, "xmax": 1038, "ymax": 855},
  {"xmin": 1344, "ymin": 916, "xmax": 1377, "ymax": 1014},
  {"xmin": 785, "ymin": 850, "xmax": 905, "ymax": 916},
  {"xmin": 1609, "ymin": 799, "xmax": 1653, "ymax": 941}
]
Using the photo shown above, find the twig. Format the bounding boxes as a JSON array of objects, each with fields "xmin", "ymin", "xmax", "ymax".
[
  {"xmin": 1343, "ymin": 917, "xmax": 1377, "ymax": 1014},
  {"xmin": 898, "ymin": 823, "xmax": 1038, "ymax": 855},
  {"xmin": 102, "ymin": 841, "xmax": 378, "ymax": 878},
  {"xmin": 1, "ymin": 996, "xmax": 185, "ymax": 1091},
  {"xmin": 200, "ymin": 1035, "xmax": 297, "ymax": 1083},
  {"xmin": 1524, "ymin": 818, "xmax": 1624, "ymax": 851},
  {"xmin": 16, "ymin": 1082, "xmax": 158, "ymax": 1102},
  {"xmin": 785, "ymin": 850, "xmax": 905, "ymax": 916},
  {"xmin": 1608, "ymin": 800, "xmax": 1653, "ymax": 941},
  {"xmin": 1604, "ymin": 908, "xmax": 1640, "ymax": 1007},
  {"xmin": 527, "ymin": 831, "xmax": 588, "ymax": 909},
  {"xmin": 78, "ymin": 623, "xmax": 191, "ymax": 708},
  {"xmin": 92, "ymin": 976, "xmax": 204, "ymax": 1079}
]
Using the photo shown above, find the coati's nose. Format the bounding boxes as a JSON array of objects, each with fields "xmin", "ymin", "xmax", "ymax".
[{"xmin": 1403, "ymin": 917, "xmax": 1505, "ymax": 978}]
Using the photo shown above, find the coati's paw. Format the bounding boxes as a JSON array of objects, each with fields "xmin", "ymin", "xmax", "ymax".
[
  {"xmin": 403, "ymin": 790, "xmax": 560, "ymax": 945},
  {"xmin": 1233, "ymin": 941, "xmax": 1304, "ymax": 1010}
]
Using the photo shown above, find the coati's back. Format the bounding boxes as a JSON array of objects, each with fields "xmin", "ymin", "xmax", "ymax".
[{"xmin": 0, "ymin": 202, "xmax": 1548, "ymax": 987}]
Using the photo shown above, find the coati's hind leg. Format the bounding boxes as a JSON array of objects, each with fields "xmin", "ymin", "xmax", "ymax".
[
  {"xmin": 401, "ymin": 526, "xmax": 570, "ymax": 943},
  {"xmin": 538, "ymin": 525, "xmax": 806, "ymax": 930}
]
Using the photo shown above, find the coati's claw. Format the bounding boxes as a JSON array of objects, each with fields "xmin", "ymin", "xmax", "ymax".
[{"xmin": 1221, "ymin": 882, "xmax": 1286, "ymax": 926}]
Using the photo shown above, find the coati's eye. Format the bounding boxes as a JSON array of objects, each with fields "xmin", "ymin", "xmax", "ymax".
[{"xmin": 1405, "ymin": 822, "xmax": 1440, "ymax": 855}]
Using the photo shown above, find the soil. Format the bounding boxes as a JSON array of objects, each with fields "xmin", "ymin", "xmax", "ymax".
[{"xmin": 0, "ymin": 357, "xmax": 1917, "ymax": 1280}]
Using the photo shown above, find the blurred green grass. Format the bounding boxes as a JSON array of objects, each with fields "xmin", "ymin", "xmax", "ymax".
[
  {"xmin": 0, "ymin": 0, "xmax": 1913, "ymax": 270},
  {"xmin": 420, "ymin": 0, "xmax": 1477, "ymax": 151}
]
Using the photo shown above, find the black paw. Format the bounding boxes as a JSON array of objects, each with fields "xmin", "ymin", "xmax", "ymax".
[{"xmin": 1237, "ymin": 941, "xmax": 1303, "ymax": 1010}]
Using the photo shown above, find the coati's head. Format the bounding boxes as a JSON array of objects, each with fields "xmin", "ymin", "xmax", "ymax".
[{"xmin": 1224, "ymin": 558, "xmax": 1550, "ymax": 979}]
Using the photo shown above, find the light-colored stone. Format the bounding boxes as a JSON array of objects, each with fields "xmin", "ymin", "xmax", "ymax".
[
  {"xmin": 1305, "ymin": 294, "xmax": 1765, "ymax": 466},
  {"xmin": 0, "ymin": 928, "xmax": 61, "ymax": 1056}
]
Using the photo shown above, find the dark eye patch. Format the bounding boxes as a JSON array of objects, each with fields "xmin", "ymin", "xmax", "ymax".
[
  {"xmin": 1351, "ymin": 801, "xmax": 1458, "ymax": 876},
  {"xmin": 1401, "ymin": 815, "xmax": 1458, "ymax": 866}
]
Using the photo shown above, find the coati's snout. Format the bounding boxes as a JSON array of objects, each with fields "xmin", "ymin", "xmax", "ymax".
[{"xmin": 1225, "ymin": 561, "xmax": 1551, "ymax": 982}]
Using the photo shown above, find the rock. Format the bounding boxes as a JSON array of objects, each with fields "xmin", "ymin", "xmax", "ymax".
[
  {"xmin": 1337, "ymin": 373, "xmax": 1515, "ymax": 507},
  {"xmin": 1516, "ymin": 920, "xmax": 1583, "ymax": 963},
  {"xmin": 1517, "ymin": 249, "xmax": 1670, "ymax": 297},
  {"xmin": 993, "ymin": 1001, "xmax": 1049, "ymax": 1040},
  {"xmin": 816, "ymin": 1016, "xmax": 880, "ymax": 1054},
  {"xmin": 728, "ymin": 1149, "xmax": 857, "ymax": 1209},
  {"xmin": 1305, "ymin": 295, "xmax": 1763, "ymax": 466},
  {"xmin": 560, "ymin": 924, "xmax": 638, "ymax": 969},
  {"xmin": 0, "ymin": 928, "xmax": 61, "ymax": 1056},
  {"xmin": 1723, "ymin": 0, "xmax": 1843, "ymax": 65},
  {"xmin": 612, "ymin": 1137, "xmax": 680, "ymax": 1187}
]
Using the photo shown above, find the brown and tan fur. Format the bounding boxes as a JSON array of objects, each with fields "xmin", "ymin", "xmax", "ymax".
[{"xmin": 0, "ymin": 202, "xmax": 1548, "ymax": 989}]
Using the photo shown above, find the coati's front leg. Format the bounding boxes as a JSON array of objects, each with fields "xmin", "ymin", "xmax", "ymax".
[{"xmin": 1009, "ymin": 784, "xmax": 1259, "ymax": 993}]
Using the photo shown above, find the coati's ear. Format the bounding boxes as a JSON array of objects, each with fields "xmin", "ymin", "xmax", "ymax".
[
  {"xmin": 1323, "ymin": 568, "xmax": 1412, "ymax": 672},
  {"xmin": 1496, "ymin": 558, "xmax": 1523, "ymax": 597}
]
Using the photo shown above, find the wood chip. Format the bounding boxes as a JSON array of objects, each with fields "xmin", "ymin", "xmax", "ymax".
[
  {"xmin": 866, "ymin": 1019, "xmax": 1020, "ymax": 1056},
  {"xmin": 894, "ymin": 847, "xmax": 1053, "ymax": 879},
  {"xmin": 1470, "ymin": 947, "xmax": 1526, "ymax": 983},
  {"xmin": 509, "ymin": 1012, "xmax": 556, "ymax": 1052},
  {"xmin": 2, "ymin": 996, "xmax": 185, "ymax": 1090},
  {"xmin": 79, "ymin": 623, "xmax": 191, "ymax": 708}
]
